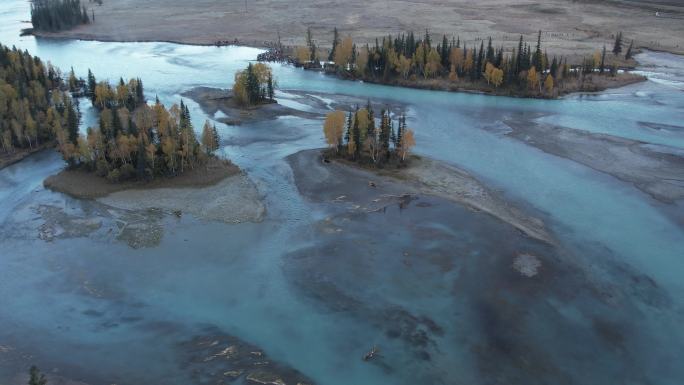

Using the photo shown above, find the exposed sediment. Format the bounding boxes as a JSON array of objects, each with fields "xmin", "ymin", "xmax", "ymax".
[
  {"xmin": 43, "ymin": 158, "xmax": 265, "ymax": 224},
  {"xmin": 288, "ymin": 149, "xmax": 554, "ymax": 244},
  {"xmin": 182, "ymin": 87, "xmax": 316, "ymax": 125},
  {"xmin": 98, "ymin": 173, "xmax": 265, "ymax": 224},
  {"xmin": 505, "ymin": 118, "xmax": 684, "ymax": 204}
]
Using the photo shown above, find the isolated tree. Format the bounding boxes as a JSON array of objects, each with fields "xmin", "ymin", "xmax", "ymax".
[{"xmin": 28, "ymin": 366, "xmax": 47, "ymax": 385}]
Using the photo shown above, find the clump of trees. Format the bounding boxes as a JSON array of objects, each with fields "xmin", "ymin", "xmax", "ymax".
[
  {"xmin": 232, "ymin": 63, "xmax": 275, "ymax": 106},
  {"xmin": 60, "ymin": 87, "xmax": 221, "ymax": 181},
  {"xmin": 31, "ymin": 0, "xmax": 90, "ymax": 32},
  {"xmin": 0, "ymin": 43, "xmax": 77, "ymax": 155},
  {"xmin": 323, "ymin": 102, "xmax": 415, "ymax": 167},
  {"xmin": 294, "ymin": 28, "xmax": 633, "ymax": 98}
]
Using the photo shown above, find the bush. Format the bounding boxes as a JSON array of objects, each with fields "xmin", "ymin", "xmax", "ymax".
[
  {"xmin": 119, "ymin": 163, "xmax": 135, "ymax": 180},
  {"xmin": 106, "ymin": 168, "xmax": 120, "ymax": 182},
  {"xmin": 96, "ymin": 159, "xmax": 109, "ymax": 177}
]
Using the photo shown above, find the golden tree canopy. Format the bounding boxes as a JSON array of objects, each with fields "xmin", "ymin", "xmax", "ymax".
[
  {"xmin": 323, "ymin": 110, "xmax": 346, "ymax": 151},
  {"xmin": 334, "ymin": 36, "xmax": 354, "ymax": 68}
]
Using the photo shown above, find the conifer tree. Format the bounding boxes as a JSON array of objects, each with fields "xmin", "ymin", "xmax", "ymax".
[
  {"xmin": 625, "ymin": 40, "xmax": 634, "ymax": 60},
  {"xmin": 329, "ymin": 27, "xmax": 339, "ymax": 62},
  {"xmin": 533, "ymin": 30, "xmax": 543, "ymax": 73},
  {"xmin": 28, "ymin": 366, "xmax": 47, "ymax": 385},
  {"xmin": 613, "ymin": 32, "xmax": 623, "ymax": 55}
]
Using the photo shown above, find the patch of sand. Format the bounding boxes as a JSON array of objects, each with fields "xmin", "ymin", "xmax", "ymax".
[
  {"xmin": 403, "ymin": 157, "xmax": 554, "ymax": 244},
  {"xmin": 97, "ymin": 174, "xmax": 265, "ymax": 224}
]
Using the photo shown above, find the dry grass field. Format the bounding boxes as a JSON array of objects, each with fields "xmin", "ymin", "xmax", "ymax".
[{"xmin": 40, "ymin": 0, "xmax": 684, "ymax": 59}]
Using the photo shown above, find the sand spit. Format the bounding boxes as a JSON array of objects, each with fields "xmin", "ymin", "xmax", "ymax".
[
  {"xmin": 505, "ymin": 119, "xmax": 684, "ymax": 204},
  {"xmin": 403, "ymin": 157, "xmax": 553, "ymax": 244},
  {"xmin": 288, "ymin": 149, "xmax": 554, "ymax": 244}
]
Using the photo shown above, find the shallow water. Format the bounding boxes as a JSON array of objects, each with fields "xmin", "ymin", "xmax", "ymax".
[{"xmin": 1, "ymin": 1, "xmax": 684, "ymax": 384}]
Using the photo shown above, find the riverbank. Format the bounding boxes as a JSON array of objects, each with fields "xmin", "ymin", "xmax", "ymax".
[
  {"xmin": 0, "ymin": 141, "xmax": 54, "ymax": 170},
  {"xmin": 289, "ymin": 149, "xmax": 554, "ymax": 244},
  {"xmin": 326, "ymin": 70, "xmax": 647, "ymax": 99},
  {"xmin": 44, "ymin": 157, "xmax": 239, "ymax": 199}
]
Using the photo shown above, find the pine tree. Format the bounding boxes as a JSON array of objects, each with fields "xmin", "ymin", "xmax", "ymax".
[
  {"xmin": 613, "ymin": 32, "xmax": 623, "ymax": 55},
  {"xmin": 329, "ymin": 27, "xmax": 339, "ymax": 62},
  {"xmin": 441, "ymin": 35, "xmax": 449, "ymax": 67},
  {"xmin": 87, "ymin": 69, "xmax": 96, "ymax": 98},
  {"xmin": 533, "ymin": 30, "xmax": 543, "ymax": 73},
  {"xmin": 353, "ymin": 111, "xmax": 361, "ymax": 159},
  {"xmin": 516, "ymin": 35, "xmax": 524, "ymax": 74},
  {"xmin": 600, "ymin": 45, "xmax": 606, "ymax": 73},
  {"xmin": 66, "ymin": 98, "xmax": 79, "ymax": 144},
  {"xmin": 28, "ymin": 366, "xmax": 47, "ymax": 385},
  {"xmin": 625, "ymin": 40, "xmax": 634, "ymax": 60}
]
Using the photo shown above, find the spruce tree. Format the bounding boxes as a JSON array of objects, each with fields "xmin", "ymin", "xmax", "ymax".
[
  {"xmin": 613, "ymin": 32, "xmax": 623, "ymax": 55},
  {"xmin": 329, "ymin": 27, "xmax": 339, "ymax": 62},
  {"xmin": 516, "ymin": 35, "xmax": 524, "ymax": 74},
  {"xmin": 87, "ymin": 68, "xmax": 96, "ymax": 100},
  {"xmin": 353, "ymin": 111, "xmax": 361, "ymax": 159},
  {"xmin": 28, "ymin": 366, "xmax": 47, "ymax": 385},
  {"xmin": 533, "ymin": 30, "xmax": 543, "ymax": 73},
  {"xmin": 625, "ymin": 40, "xmax": 634, "ymax": 60}
]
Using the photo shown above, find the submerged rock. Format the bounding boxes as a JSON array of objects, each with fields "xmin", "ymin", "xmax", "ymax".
[
  {"xmin": 180, "ymin": 327, "xmax": 314, "ymax": 385},
  {"xmin": 512, "ymin": 253, "xmax": 542, "ymax": 277}
]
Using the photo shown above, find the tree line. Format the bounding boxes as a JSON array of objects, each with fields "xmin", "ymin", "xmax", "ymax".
[
  {"xmin": 31, "ymin": 0, "xmax": 90, "ymax": 32},
  {"xmin": 0, "ymin": 41, "xmax": 221, "ymax": 181},
  {"xmin": 323, "ymin": 102, "xmax": 415, "ymax": 166},
  {"xmin": 0, "ymin": 42, "xmax": 77, "ymax": 155},
  {"xmin": 294, "ymin": 29, "xmax": 636, "ymax": 97},
  {"xmin": 62, "ymin": 70, "xmax": 220, "ymax": 181}
]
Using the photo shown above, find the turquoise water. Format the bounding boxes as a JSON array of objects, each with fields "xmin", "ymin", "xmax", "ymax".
[{"xmin": 1, "ymin": 0, "xmax": 684, "ymax": 384}]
